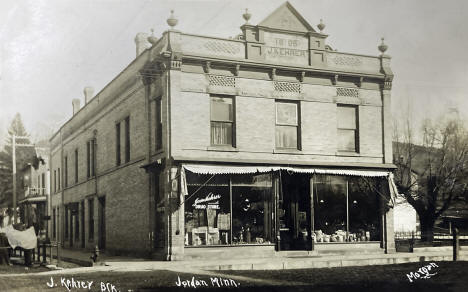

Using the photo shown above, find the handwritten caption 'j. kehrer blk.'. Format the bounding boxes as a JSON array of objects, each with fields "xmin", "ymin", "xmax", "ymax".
[
  {"xmin": 406, "ymin": 262, "xmax": 439, "ymax": 282},
  {"xmin": 46, "ymin": 276, "xmax": 122, "ymax": 292}
]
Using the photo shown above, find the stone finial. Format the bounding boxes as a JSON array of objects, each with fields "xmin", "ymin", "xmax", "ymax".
[
  {"xmin": 148, "ymin": 28, "xmax": 158, "ymax": 45},
  {"xmin": 378, "ymin": 37, "xmax": 388, "ymax": 54},
  {"xmin": 167, "ymin": 10, "xmax": 178, "ymax": 28},
  {"xmin": 317, "ymin": 19, "xmax": 325, "ymax": 33},
  {"xmin": 242, "ymin": 8, "xmax": 251, "ymax": 24}
]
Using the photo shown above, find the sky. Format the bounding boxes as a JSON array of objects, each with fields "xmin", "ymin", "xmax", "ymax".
[{"xmin": 1, "ymin": 0, "xmax": 468, "ymax": 146}]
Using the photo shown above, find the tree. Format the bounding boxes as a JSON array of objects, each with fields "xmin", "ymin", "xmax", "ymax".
[
  {"xmin": 0, "ymin": 113, "xmax": 33, "ymax": 207},
  {"xmin": 393, "ymin": 115, "xmax": 468, "ymax": 242}
]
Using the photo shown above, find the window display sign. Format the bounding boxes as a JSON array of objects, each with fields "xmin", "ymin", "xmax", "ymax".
[{"xmin": 192, "ymin": 192, "xmax": 221, "ymax": 210}]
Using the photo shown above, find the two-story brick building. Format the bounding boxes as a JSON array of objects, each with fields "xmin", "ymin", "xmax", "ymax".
[{"xmin": 49, "ymin": 2, "xmax": 396, "ymax": 260}]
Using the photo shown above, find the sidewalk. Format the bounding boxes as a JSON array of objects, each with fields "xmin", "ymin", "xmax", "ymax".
[
  {"xmin": 36, "ymin": 246, "xmax": 468, "ymax": 272},
  {"xmin": 46, "ymin": 247, "xmax": 148, "ymax": 267}
]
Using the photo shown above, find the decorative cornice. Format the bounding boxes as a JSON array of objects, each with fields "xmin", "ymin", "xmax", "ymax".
[
  {"xmin": 203, "ymin": 61, "xmax": 211, "ymax": 73},
  {"xmin": 383, "ymin": 80, "xmax": 392, "ymax": 90},
  {"xmin": 299, "ymin": 71, "xmax": 306, "ymax": 82},
  {"xmin": 234, "ymin": 64, "xmax": 240, "ymax": 76},
  {"xmin": 358, "ymin": 76, "xmax": 364, "ymax": 88},
  {"xmin": 270, "ymin": 68, "xmax": 277, "ymax": 80},
  {"xmin": 332, "ymin": 74, "xmax": 339, "ymax": 85}
]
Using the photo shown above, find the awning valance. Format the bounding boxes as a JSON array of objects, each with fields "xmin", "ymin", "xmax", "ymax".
[
  {"xmin": 19, "ymin": 196, "xmax": 47, "ymax": 204},
  {"xmin": 181, "ymin": 164, "xmax": 398, "ymax": 207},
  {"xmin": 182, "ymin": 164, "xmax": 390, "ymax": 177}
]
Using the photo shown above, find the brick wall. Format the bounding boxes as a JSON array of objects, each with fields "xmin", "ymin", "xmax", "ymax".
[
  {"xmin": 50, "ymin": 79, "xmax": 152, "ymax": 255},
  {"xmin": 172, "ymin": 71, "xmax": 385, "ymax": 165}
]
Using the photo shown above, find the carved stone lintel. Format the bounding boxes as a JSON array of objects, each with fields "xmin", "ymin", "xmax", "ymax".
[
  {"xmin": 270, "ymin": 68, "xmax": 277, "ymax": 80},
  {"xmin": 358, "ymin": 76, "xmax": 364, "ymax": 88},
  {"xmin": 234, "ymin": 64, "xmax": 240, "ymax": 76},
  {"xmin": 203, "ymin": 61, "xmax": 211, "ymax": 73},
  {"xmin": 299, "ymin": 71, "xmax": 306, "ymax": 82},
  {"xmin": 332, "ymin": 74, "xmax": 339, "ymax": 85}
]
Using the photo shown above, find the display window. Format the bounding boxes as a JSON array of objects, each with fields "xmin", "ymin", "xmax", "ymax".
[
  {"xmin": 184, "ymin": 172, "xmax": 274, "ymax": 246},
  {"xmin": 313, "ymin": 175, "xmax": 381, "ymax": 243}
]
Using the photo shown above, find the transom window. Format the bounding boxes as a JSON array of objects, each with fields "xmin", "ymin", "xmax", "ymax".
[
  {"xmin": 210, "ymin": 96, "xmax": 234, "ymax": 146},
  {"xmin": 275, "ymin": 101, "xmax": 299, "ymax": 149}
]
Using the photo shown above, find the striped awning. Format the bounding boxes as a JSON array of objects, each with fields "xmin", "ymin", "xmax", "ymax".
[
  {"xmin": 182, "ymin": 164, "xmax": 390, "ymax": 177},
  {"xmin": 181, "ymin": 164, "xmax": 398, "ymax": 207}
]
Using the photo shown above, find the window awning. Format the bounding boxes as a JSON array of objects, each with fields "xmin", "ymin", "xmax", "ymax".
[
  {"xmin": 181, "ymin": 164, "xmax": 398, "ymax": 207},
  {"xmin": 182, "ymin": 164, "xmax": 390, "ymax": 177},
  {"xmin": 19, "ymin": 196, "xmax": 47, "ymax": 204}
]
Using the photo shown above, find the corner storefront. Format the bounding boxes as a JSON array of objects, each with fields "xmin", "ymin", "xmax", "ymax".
[{"xmin": 178, "ymin": 164, "xmax": 397, "ymax": 256}]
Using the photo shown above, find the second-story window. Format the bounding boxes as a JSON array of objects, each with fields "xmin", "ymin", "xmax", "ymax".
[
  {"xmin": 87, "ymin": 141, "xmax": 91, "ymax": 178},
  {"xmin": 155, "ymin": 98, "xmax": 162, "ymax": 150},
  {"xmin": 74, "ymin": 149, "xmax": 79, "ymax": 183},
  {"xmin": 87, "ymin": 139, "xmax": 95, "ymax": 178},
  {"xmin": 124, "ymin": 117, "xmax": 130, "ymax": 163},
  {"xmin": 58, "ymin": 168, "xmax": 61, "ymax": 190},
  {"xmin": 337, "ymin": 105, "xmax": 359, "ymax": 152},
  {"xmin": 116, "ymin": 122, "xmax": 121, "ymax": 166},
  {"xmin": 54, "ymin": 170, "xmax": 57, "ymax": 193},
  {"xmin": 91, "ymin": 139, "xmax": 95, "ymax": 176},
  {"xmin": 64, "ymin": 156, "xmax": 68, "ymax": 187},
  {"xmin": 210, "ymin": 95, "xmax": 234, "ymax": 146},
  {"xmin": 275, "ymin": 101, "xmax": 300, "ymax": 149},
  {"xmin": 41, "ymin": 173, "xmax": 45, "ymax": 192}
]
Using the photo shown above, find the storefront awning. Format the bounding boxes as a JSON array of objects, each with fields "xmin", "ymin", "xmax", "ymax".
[
  {"xmin": 182, "ymin": 164, "xmax": 390, "ymax": 177},
  {"xmin": 19, "ymin": 196, "xmax": 47, "ymax": 204},
  {"xmin": 181, "ymin": 164, "xmax": 399, "ymax": 207}
]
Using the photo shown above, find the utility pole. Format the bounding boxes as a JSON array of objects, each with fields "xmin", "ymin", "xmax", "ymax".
[
  {"xmin": 12, "ymin": 134, "xmax": 16, "ymax": 224},
  {"xmin": 10, "ymin": 134, "xmax": 34, "ymax": 224}
]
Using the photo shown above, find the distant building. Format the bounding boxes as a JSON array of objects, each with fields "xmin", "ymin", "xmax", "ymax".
[
  {"xmin": 49, "ymin": 2, "xmax": 395, "ymax": 259},
  {"xmin": 18, "ymin": 146, "xmax": 50, "ymax": 235}
]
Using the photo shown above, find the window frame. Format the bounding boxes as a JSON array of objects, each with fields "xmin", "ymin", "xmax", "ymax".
[
  {"xmin": 74, "ymin": 149, "xmax": 78, "ymax": 184},
  {"xmin": 124, "ymin": 116, "xmax": 130, "ymax": 163},
  {"xmin": 64, "ymin": 156, "xmax": 68, "ymax": 188},
  {"xmin": 155, "ymin": 97, "xmax": 163, "ymax": 150},
  {"xmin": 337, "ymin": 104, "xmax": 359, "ymax": 153},
  {"xmin": 210, "ymin": 95, "xmax": 236, "ymax": 147},
  {"xmin": 115, "ymin": 122, "xmax": 121, "ymax": 166},
  {"xmin": 275, "ymin": 100, "xmax": 301, "ymax": 150}
]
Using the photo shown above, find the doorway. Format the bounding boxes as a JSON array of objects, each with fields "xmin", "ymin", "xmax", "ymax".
[
  {"xmin": 279, "ymin": 173, "xmax": 311, "ymax": 250},
  {"xmin": 98, "ymin": 197, "xmax": 106, "ymax": 250}
]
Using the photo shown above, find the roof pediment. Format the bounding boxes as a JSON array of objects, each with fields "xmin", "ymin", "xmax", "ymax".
[{"xmin": 258, "ymin": 2, "xmax": 315, "ymax": 33}]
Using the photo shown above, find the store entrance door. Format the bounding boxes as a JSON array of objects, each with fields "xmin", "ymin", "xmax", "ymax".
[{"xmin": 279, "ymin": 173, "xmax": 311, "ymax": 250}]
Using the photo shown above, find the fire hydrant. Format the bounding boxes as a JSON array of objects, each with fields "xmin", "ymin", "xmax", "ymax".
[{"xmin": 90, "ymin": 246, "xmax": 99, "ymax": 263}]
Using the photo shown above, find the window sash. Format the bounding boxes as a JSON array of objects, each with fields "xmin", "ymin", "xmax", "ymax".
[
  {"xmin": 86, "ymin": 141, "xmax": 91, "ymax": 178},
  {"xmin": 74, "ymin": 149, "xmax": 78, "ymax": 183},
  {"xmin": 337, "ymin": 106, "xmax": 357, "ymax": 130},
  {"xmin": 275, "ymin": 125, "xmax": 298, "ymax": 149},
  {"xmin": 276, "ymin": 102, "xmax": 298, "ymax": 126},
  {"xmin": 125, "ymin": 117, "xmax": 130, "ymax": 163},
  {"xmin": 338, "ymin": 129, "xmax": 357, "ymax": 152},
  {"xmin": 155, "ymin": 99, "xmax": 162, "ymax": 150},
  {"xmin": 211, "ymin": 121, "xmax": 233, "ymax": 145},
  {"xmin": 115, "ymin": 123, "xmax": 121, "ymax": 166},
  {"xmin": 211, "ymin": 97, "xmax": 233, "ymax": 122}
]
